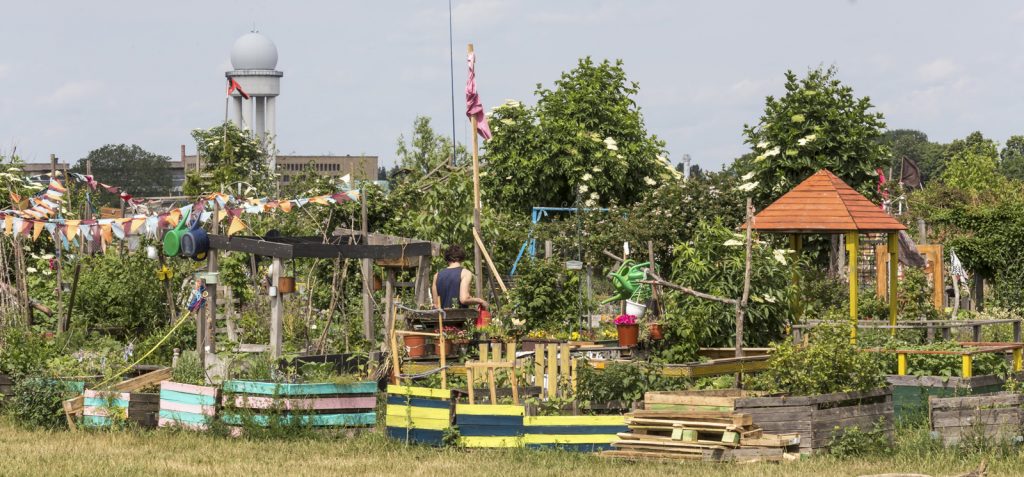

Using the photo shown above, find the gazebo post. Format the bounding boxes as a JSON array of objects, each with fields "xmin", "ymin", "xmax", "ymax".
[
  {"xmin": 789, "ymin": 234, "xmax": 803, "ymax": 325},
  {"xmin": 888, "ymin": 233, "xmax": 898, "ymax": 337},
  {"xmin": 847, "ymin": 231, "xmax": 859, "ymax": 344}
]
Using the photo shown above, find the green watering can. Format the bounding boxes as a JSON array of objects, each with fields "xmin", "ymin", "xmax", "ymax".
[
  {"xmin": 602, "ymin": 260, "xmax": 650, "ymax": 304},
  {"xmin": 162, "ymin": 217, "xmax": 189, "ymax": 257}
]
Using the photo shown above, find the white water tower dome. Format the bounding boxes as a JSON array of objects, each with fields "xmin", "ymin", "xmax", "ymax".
[{"xmin": 230, "ymin": 32, "xmax": 278, "ymax": 70}]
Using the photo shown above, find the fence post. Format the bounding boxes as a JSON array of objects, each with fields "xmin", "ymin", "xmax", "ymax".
[
  {"xmin": 961, "ymin": 354, "xmax": 973, "ymax": 378},
  {"xmin": 897, "ymin": 353, "xmax": 907, "ymax": 376}
]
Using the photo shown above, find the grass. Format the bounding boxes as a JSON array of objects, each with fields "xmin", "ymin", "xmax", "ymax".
[{"xmin": 0, "ymin": 419, "xmax": 1018, "ymax": 476}]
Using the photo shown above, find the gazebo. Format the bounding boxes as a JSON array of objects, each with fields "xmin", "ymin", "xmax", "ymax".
[{"xmin": 751, "ymin": 169, "xmax": 906, "ymax": 344}]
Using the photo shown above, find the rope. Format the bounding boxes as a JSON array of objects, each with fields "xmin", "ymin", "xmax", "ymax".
[{"xmin": 93, "ymin": 308, "xmax": 195, "ymax": 389}]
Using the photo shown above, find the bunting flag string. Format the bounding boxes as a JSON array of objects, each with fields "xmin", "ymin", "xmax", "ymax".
[{"xmin": 1, "ymin": 176, "xmax": 364, "ymax": 248}]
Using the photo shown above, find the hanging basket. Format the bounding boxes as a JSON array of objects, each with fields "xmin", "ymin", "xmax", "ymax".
[{"xmin": 625, "ymin": 300, "xmax": 647, "ymax": 319}]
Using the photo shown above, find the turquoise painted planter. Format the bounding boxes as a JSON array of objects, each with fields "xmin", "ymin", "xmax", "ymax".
[
  {"xmin": 220, "ymin": 380, "xmax": 378, "ymax": 431},
  {"xmin": 82, "ymin": 389, "xmax": 159, "ymax": 428},
  {"xmin": 159, "ymin": 381, "xmax": 219, "ymax": 431}
]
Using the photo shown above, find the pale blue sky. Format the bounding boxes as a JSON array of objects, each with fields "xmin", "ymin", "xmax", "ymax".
[{"xmin": 3, "ymin": 1, "xmax": 1023, "ymax": 170}]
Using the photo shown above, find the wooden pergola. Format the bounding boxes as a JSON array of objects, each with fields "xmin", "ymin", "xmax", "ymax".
[
  {"xmin": 209, "ymin": 234, "xmax": 434, "ymax": 357},
  {"xmin": 750, "ymin": 170, "xmax": 906, "ymax": 344}
]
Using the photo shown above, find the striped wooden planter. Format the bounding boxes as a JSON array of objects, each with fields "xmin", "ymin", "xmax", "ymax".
[
  {"xmin": 455, "ymin": 404, "xmax": 626, "ymax": 452},
  {"xmin": 220, "ymin": 380, "xmax": 377, "ymax": 430},
  {"xmin": 887, "ymin": 374, "xmax": 1018, "ymax": 422},
  {"xmin": 158, "ymin": 381, "xmax": 219, "ymax": 431},
  {"xmin": 385, "ymin": 385, "xmax": 453, "ymax": 446},
  {"xmin": 82, "ymin": 390, "xmax": 159, "ymax": 428}
]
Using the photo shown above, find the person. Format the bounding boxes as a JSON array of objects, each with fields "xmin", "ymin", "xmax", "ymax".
[{"xmin": 432, "ymin": 245, "xmax": 488, "ymax": 310}]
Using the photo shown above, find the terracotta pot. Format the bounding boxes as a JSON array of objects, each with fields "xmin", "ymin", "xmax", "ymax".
[
  {"xmin": 617, "ymin": 324, "xmax": 639, "ymax": 347},
  {"xmin": 649, "ymin": 323, "xmax": 663, "ymax": 341},
  {"xmin": 373, "ymin": 275, "xmax": 383, "ymax": 292},
  {"xmin": 403, "ymin": 335, "xmax": 429, "ymax": 358}
]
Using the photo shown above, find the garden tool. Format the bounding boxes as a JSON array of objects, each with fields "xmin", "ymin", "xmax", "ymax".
[{"xmin": 601, "ymin": 260, "xmax": 650, "ymax": 304}]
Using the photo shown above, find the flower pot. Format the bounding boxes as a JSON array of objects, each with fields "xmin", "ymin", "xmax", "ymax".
[
  {"xmin": 373, "ymin": 275, "xmax": 383, "ymax": 292},
  {"xmin": 617, "ymin": 324, "xmax": 639, "ymax": 347},
  {"xmin": 648, "ymin": 323, "xmax": 663, "ymax": 341},
  {"xmin": 625, "ymin": 300, "xmax": 647, "ymax": 319},
  {"xmin": 403, "ymin": 335, "xmax": 429, "ymax": 358},
  {"xmin": 278, "ymin": 277, "xmax": 296, "ymax": 294}
]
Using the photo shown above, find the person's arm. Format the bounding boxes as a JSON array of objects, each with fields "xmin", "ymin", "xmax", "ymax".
[
  {"xmin": 432, "ymin": 272, "xmax": 441, "ymax": 309},
  {"xmin": 459, "ymin": 269, "xmax": 488, "ymax": 309}
]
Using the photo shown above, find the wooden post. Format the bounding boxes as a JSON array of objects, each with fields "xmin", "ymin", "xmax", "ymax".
[
  {"xmin": 206, "ymin": 201, "xmax": 219, "ymax": 355},
  {"xmin": 888, "ymin": 233, "xmax": 898, "ymax": 337},
  {"xmin": 83, "ymin": 160, "xmax": 93, "ymax": 254},
  {"xmin": 469, "ymin": 43, "xmax": 484, "ymax": 301},
  {"xmin": 544, "ymin": 240, "xmax": 552, "ymax": 259},
  {"xmin": 51, "ymin": 155, "xmax": 65, "ymax": 332},
  {"xmin": 647, "ymin": 241, "xmax": 659, "ymax": 319},
  {"xmin": 1014, "ymin": 348, "xmax": 1023, "ymax": 372},
  {"xmin": 61, "ymin": 262, "xmax": 82, "ymax": 333},
  {"xmin": 384, "ymin": 270, "xmax": 395, "ymax": 352},
  {"xmin": 534, "ymin": 345, "xmax": 545, "ymax": 390},
  {"xmin": 736, "ymin": 198, "xmax": 753, "ymax": 358},
  {"xmin": 897, "ymin": 353, "xmax": 907, "ymax": 376},
  {"xmin": 546, "ymin": 343, "xmax": 557, "ymax": 399},
  {"xmin": 270, "ymin": 257, "xmax": 284, "ymax": 358},
  {"xmin": 847, "ymin": 231, "xmax": 859, "ymax": 345},
  {"xmin": 360, "ymin": 188, "xmax": 374, "ymax": 346},
  {"xmin": 437, "ymin": 310, "xmax": 447, "ymax": 389},
  {"xmin": 789, "ymin": 235, "xmax": 802, "ymax": 326},
  {"xmin": 961, "ymin": 354, "xmax": 972, "ymax": 378}
]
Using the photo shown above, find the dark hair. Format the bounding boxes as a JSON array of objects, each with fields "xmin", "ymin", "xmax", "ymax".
[{"xmin": 443, "ymin": 245, "xmax": 466, "ymax": 263}]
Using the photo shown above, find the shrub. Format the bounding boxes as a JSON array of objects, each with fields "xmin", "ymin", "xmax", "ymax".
[
  {"xmin": 7, "ymin": 377, "xmax": 75, "ymax": 430},
  {"xmin": 748, "ymin": 322, "xmax": 887, "ymax": 396},
  {"xmin": 575, "ymin": 361, "xmax": 690, "ymax": 405},
  {"xmin": 0, "ymin": 328, "xmax": 59, "ymax": 380},
  {"xmin": 171, "ymin": 351, "xmax": 207, "ymax": 386},
  {"xmin": 505, "ymin": 257, "xmax": 580, "ymax": 334},
  {"xmin": 73, "ymin": 251, "xmax": 167, "ymax": 339},
  {"xmin": 828, "ymin": 420, "xmax": 891, "ymax": 458}
]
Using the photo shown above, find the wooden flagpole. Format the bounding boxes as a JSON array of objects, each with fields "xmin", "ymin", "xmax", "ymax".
[{"xmin": 469, "ymin": 43, "xmax": 484, "ymax": 300}]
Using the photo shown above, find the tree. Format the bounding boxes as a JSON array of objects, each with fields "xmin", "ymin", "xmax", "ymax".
[
  {"xmin": 393, "ymin": 116, "xmax": 467, "ymax": 183},
  {"xmin": 483, "ymin": 58, "xmax": 670, "ymax": 213},
  {"xmin": 741, "ymin": 67, "xmax": 888, "ymax": 208},
  {"xmin": 183, "ymin": 122, "xmax": 273, "ymax": 197},
  {"xmin": 72, "ymin": 144, "xmax": 172, "ymax": 203},
  {"xmin": 1000, "ymin": 135, "xmax": 1024, "ymax": 181},
  {"xmin": 878, "ymin": 129, "xmax": 946, "ymax": 184}
]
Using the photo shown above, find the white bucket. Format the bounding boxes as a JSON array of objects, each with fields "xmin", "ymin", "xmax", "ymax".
[{"xmin": 625, "ymin": 300, "xmax": 647, "ymax": 319}]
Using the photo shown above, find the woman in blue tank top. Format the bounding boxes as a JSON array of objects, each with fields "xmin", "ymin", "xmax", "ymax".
[{"xmin": 432, "ymin": 245, "xmax": 488, "ymax": 310}]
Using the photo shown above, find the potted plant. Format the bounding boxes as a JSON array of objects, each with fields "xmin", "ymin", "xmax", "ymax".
[
  {"xmin": 614, "ymin": 314, "xmax": 639, "ymax": 347},
  {"xmin": 648, "ymin": 320, "xmax": 663, "ymax": 341},
  {"xmin": 441, "ymin": 327, "xmax": 470, "ymax": 357},
  {"xmin": 401, "ymin": 323, "xmax": 430, "ymax": 358}
]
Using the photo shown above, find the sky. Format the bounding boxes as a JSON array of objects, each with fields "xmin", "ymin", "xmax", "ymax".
[{"xmin": 3, "ymin": 1, "xmax": 1024, "ymax": 171}]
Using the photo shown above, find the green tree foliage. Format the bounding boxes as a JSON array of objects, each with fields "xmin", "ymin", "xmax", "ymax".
[
  {"xmin": 504, "ymin": 257, "xmax": 579, "ymax": 333},
  {"xmin": 656, "ymin": 220, "xmax": 793, "ymax": 363},
  {"xmin": 483, "ymin": 58, "xmax": 671, "ymax": 213},
  {"xmin": 1000, "ymin": 135, "xmax": 1024, "ymax": 181},
  {"xmin": 184, "ymin": 122, "xmax": 273, "ymax": 196},
  {"xmin": 741, "ymin": 66, "xmax": 888, "ymax": 208},
  {"xmin": 71, "ymin": 144, "xmax": 172, "ymax": 203},
  {"xmin": 72, "ymin": 251, "xmax": 168, "ymax": 339},
  {"xmin": 878, "ymin": 129, "xmax": 946, "ymax": 184},
  {"xmin": 393, "ymin": 116, "xmax": 468, "ymax": 182}
]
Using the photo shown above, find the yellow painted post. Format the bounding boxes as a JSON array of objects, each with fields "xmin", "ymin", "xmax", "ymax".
[
  {"xmin": 961, "ymin": 354, "xmax": 973, "ymax": 378},
  {"xmin": 897, "ymin": 353, "xmax": 907, "ymax": 376},
  {"xmin": 789, "ymin": 234, "xmax": 803, "ymax": 329},
  {"xmin": 888, "ymin": 233, "xmax": 898, "ymax": 337},
  {"xmin": 546, "ymin": 343, "xmax": 557, "ymax": 399},
  {"xmin": 847, "ymin": 231, "xmax": 859, "ymax": 345},
  {"xmin": 1014, "ymin": 348, "xmax": 1022, "ymax": 372}
]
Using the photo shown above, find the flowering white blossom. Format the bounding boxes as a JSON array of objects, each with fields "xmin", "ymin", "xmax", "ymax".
[
  {"xmin": 764, "ymin": 146, "xmax": 781, "ymax": 157},
  {"xmin": 643, "ymin": 177, "xmax": 657, "ymax": 186},
  {"xmin": 582, "ymin": 173, "xmax": 593, "ymax": 182},
  {"xmin": 762, "ymin": 294, "xmax": 777, "ymax": 303},
  {"xmin": 741, "ymin": 172, "xmax": 756, "ymax": 181},
  {"xmin": 592, "ymin": 166, "xmax": 602, "ymax": 172},
  {"xmin": 604, "ymin": 137, "xmax": 618, "ymax": 151},
  {"xmin": 723, "ymin": 239, "xmax": 744, "ymax": 247},
  {"xmin": 755, "ymin": 155, "xmax": 767, "ymax": 162},
  {"xmin": 578, "ymin": 185, "xmax": 589, "ymax": 193},
  {"xmin": 773, "ymin": 249, "xmax": 789, "ymax": 265},
  {"xmin": 27, "ymin": 267, "xmax": 37, "ymax": 273},
  {"xmin": 756, "ymin": 141, "xmax": 769, "ymax": 149},
  {"xmin": 797, "ymin": 134, "xmax": 817, "ymax": 146},
  {"xmin": 500, "ymin": 119, "xmax": 514, "ymax": 126},
  {"xmin": 590, "ymin": 192, "xmax": 599, "ymax": 200},
  {"xmin": 504, "ymin": 99, "xmax": 522, "ymax": 108},
  {"xmin": 737, "ymin": 181, "xmax": 758, "ymax": 192},
  {"xmin": 584, "ymin": 199, "xmax": 596, "ymax": 207}
]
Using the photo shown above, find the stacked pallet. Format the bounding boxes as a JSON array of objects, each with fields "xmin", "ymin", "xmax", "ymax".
[
  {"xmin": 602, "ymin": 410, "xmax": 800, "ymax": 463},
  {"xmin": 385, "ymin": 385, "xmax": 453, "ymax": 446},
  {"xmin": 158, "ymin": 381, "xmax": 219, "ymax": 431},
  {"xmin": 929, "ymin": 392, "xmax": 1024, "ymax": 445},
  {"xmin": 82, "ymin": 390, "xmax": 160, "ymax": 428},
  {"xmin": 220, "ymin": 380, "xmax": 377, "ymax": 430}
]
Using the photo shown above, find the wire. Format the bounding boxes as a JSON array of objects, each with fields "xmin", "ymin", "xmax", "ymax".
[{"xmin": 448, "ymin": 0, "xmax": 458, "ymax": 167}]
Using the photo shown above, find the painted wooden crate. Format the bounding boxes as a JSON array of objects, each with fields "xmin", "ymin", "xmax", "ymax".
[
  {"xmin": 158, "ymin": 381, "xmax": 219, "ymax": 430},
  {"xmin": 887, "ymin": 374, "xmax": 1017, "ymax": 422},
  {"xmin": 929, "ymin": 392, "xmax": 1024, "ymax": 445},
  {"xmin": 644, "ymin": 387, "xmax": 894, "ymax": 454},
  {"xmin": 455, "ymin": 404, "xmax": 627, "ymax": 451},
  {"xmin": 219, "ymin": 380, "xmax": 377, "ymax": 429},
  {"xmin": 82, "ymin": 390, "xmax": 160, "ymax": 428},
  {"xmin": 385, "ymin": 385, "xmax": 453, "ymax": 446}
]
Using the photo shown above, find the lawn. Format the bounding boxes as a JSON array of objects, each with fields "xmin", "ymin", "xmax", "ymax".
[{"xmin": 0, "ymin": 419, "xmax": 1015, "ymax": 477}]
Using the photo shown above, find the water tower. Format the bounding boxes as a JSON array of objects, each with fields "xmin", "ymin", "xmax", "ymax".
[{"xmin": 226, "ymin": 32, "xmax": 282, "ymax": 168}]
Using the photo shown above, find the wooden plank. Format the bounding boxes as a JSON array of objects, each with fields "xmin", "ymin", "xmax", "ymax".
[
  {"xmin": 230, "ymin": 395, "xmax": 377, "ymax": 411},
  {"xmin": 223, "ymin": 380, "xmax": 376, "ymax": 396},
  {"xmin": 455, "ymin": 404, "xmax": 525, "ymax": 416},
  {"xmin": 534, "ymin": 345, "xmax": 545, "ymax": 389},
  {"xmin": 559, "ymin": 343, "xmax": 570, "ymax": 398},
  {"xmin": 159, "ymin": 381, "xmax": 218, "ymax": 397},
  {"xmin": 385, "ymin": 414, "xmax": 451, "ymax": 431},
  {"xmin": 220, "ymin": 412, "xmax": 377, "ymax": 428},
  {"xmin": 546, "ymin": 343, "xmax": 557, "ymax": 399},
  {"xmin": 523, "ymin": 434, "xmax": 618, "ymax": 445},
  {"xmin": 525, "ymin": 415, "xmax": 626, "ymax": 427},
  {"xmin": 387, "ymin": 384, "xmax": 452, "ymax": 400},
  {"xmin": 928, "ymin": 392, "xmax": 1024, "ymax": 410}
]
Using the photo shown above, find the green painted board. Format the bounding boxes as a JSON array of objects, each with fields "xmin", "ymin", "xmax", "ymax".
[
  {"xmin": 220, "ymin": 411, "xmax": 377, "ymax": 427},
  {"xmin": 84, "ymin": 397, "xmax": 129, "ymax": 409},
  {"xmin": 159, "ymin": 410, "xmax": 209, "ymax": 425},
  {"xmin": 222, "ymin": 380, "xmax": 377, "ymax": 396},
  {"xmin": 159, "ymin": 389, "xmax": 217, "ymax": 406}
]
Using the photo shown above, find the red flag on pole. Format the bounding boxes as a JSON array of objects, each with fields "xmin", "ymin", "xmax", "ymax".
[
  {"xmin": 227, "ymin": 78, "xmax": 251, "ymax": 100},
  {"xmin": 465, "ymin": 52, "xmax": 492, "ymax": 140}
]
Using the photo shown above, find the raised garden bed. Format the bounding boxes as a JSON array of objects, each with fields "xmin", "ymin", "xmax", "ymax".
[
  {"xmin": 644, "ymin": 387, "xmax": 894, "ymax": 454},
  {"xmin": 929, "ymin": 392, "xmax": 1024, "ymax": 445},
  {"xmin": 385, "ymin": 384, "xmax": 453, "ymax": 446},
  {"xmin": 82, "ymin": 390, "xmax": 159, "ymax": 428},
  {"xmin": 158, "ymin": 381, "xmax": 219, "ymax": 431},
  {"xmin": 220, "ymin": 380, "xmax": 377, "ymax": 430},
  {"xmin": 887, "ymin": 373, "xmax": 1020, "ymax": 422},
  {"xmin": 454, "ymin": 403, "xmax": 627, "ymax": 451}
]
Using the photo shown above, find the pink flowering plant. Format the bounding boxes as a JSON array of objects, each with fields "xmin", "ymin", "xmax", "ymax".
[{"xmin": 614, "ymin": 314, "xmax": 637, "ymax": 326}]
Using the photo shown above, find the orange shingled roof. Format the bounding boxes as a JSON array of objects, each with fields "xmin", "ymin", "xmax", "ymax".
[{"xmin": 751, "ymin": 169, "xmax": 906, "ymax": 233}]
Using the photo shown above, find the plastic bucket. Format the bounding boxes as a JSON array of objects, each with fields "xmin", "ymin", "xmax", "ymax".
[{"xmin": 625, "ymin": 300, "xmax": 647, "ymax": 319}]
